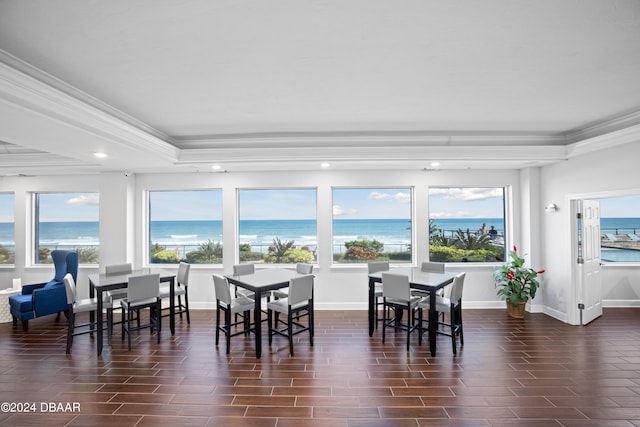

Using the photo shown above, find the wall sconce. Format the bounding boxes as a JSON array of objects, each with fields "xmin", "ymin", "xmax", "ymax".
[{"xmin": 544, "ymin": 203, "xmax": 558, "ymax": 213}]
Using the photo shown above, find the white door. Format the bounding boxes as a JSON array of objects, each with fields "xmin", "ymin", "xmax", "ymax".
[{"xmin": 577, "ymin": 199, "xmax": 603, "ymax": 325}]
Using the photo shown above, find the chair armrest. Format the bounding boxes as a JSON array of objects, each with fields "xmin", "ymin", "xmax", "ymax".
[
  {"xmin": 21, "ymin": 282, "xmax": 47, "ymax": 295},
  {"xmin": 32, "ymin": 285, "xmax": 68, "ymax": 317}
]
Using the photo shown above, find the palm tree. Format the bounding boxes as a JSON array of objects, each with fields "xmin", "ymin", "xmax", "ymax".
[
  {"xmin": 454, "ymin": 228, "xmax": 493, "ymax": 250},
  {"xmin": 197, "ymin": 239, "xmax": 222, "ymax": 261},
  {"xmin": 268, "ymin": 237, "xmax": 295, "ymax": 263}
]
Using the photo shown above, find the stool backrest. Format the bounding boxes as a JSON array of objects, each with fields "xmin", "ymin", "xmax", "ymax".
[
  {"xmin": 177, "ymin": 262, "xmax": 190, "ymax": 286},
  {"xmin": 421, "ymin": 261, "xmax": 445, "ymax": 273},
  {"xmin": 368, "ymin": 261, "xmax": 389, "ymax": 274},
  {"xmin": 288, "ymin": 275, "xmax": 314, "ymax": 306},
  {"xmin": 127, "ymin": 274, "xmax": 160, "ymax": 301},
  {"xmin": 63, "ymin": 273, "xmax": 77, "ymax": 305},
  {"xmin": 105, "ymin": 263, "xmax": 132, "ymax": 276},
  {"xmin": 381, "ymin": 272, "xmax": 410, "ymax": 301},
  {"xmin": 233, "ymin": 263, "xmax": 254, "ymax": 276},
  {"xmin": 450, "ymin": 272, "xmax": 466, "ymax": 303},
  {"xmin": 213, "ymin": 274, "xmax": 232, "ymax": 305},
  {"xmin": 296, "ymin": 263, "xmax": 313, "ymax": 274}
]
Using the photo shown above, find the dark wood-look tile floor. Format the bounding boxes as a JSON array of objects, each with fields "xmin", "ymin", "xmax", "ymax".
[{"xmin": 1, "ymin": 308, "xmax": 640, "ymax": 426}]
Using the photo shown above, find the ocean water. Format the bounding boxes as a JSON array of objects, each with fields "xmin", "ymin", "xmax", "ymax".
[{"xmin": 0, "ymin": 217, "xmax": 638, "ymax": 251}]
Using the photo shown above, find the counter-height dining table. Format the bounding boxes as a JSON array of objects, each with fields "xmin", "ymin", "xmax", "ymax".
[
  {"xmin": 368, "ymin": 267, "xmax": 457, "ymax": 357},
  {"xmin": 226, "ymin": 268, "xmax": 308, "ymax": 358},
  {"xmin": 88, "ymin": 268, "xmax": 176, "ymax": 356}
]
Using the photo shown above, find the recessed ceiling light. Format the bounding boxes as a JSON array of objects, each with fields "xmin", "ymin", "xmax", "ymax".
[
  {"xmin": 430, "ymin": 161, "xmax": 441, "ymax": 168},
  {"xmin": 211, "ymin": 164, "xmax": 221, "ymax": 170},
  {"xmin": 321, "ymin": 162, "xmax": 331, "ymax": 168},
  {"xmin": 92, "ymin": 152, "xmax": 108, "ymax": 159}
]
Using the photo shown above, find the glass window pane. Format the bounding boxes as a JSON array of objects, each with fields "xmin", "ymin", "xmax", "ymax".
[
  {"xmin": 238, "ymin": 189, "xmax": 317, "ymax": 264},
  {"xmin": 149, "ymin": 190, "xmax": 223, "ymax": 264},
  {"xmin": 332, "ymin": 188, "xmax": 412, "ymax": 264},
  {"xmin": 35, "ymin": 192, "xmax": 100, "ymax": 264},
  {"xmin": 595, "ymin": 195, "xmax": 640, "ymax": 263},
  {"xmin": 0, "ymin": 193, "xmax": 15, "ymax": 265},
  {"xmin": 429, "ymin": 187, "xmax": 505, "ymax": 263}
]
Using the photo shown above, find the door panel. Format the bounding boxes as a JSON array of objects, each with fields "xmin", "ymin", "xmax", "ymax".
[{"xmin": 579, "ymin": 199, "xmax": 602, "ymax": 325}]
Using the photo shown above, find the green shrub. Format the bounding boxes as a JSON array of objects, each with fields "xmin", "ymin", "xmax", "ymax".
[
  {"xmin": 344, "ymin": 246, "xmax": 378, "ymax": 261},
  {"xmin": 284, "ymin": 249, "xmax": 314, "ymax": 263},
  {"xmin": 185, "ymin": 240, "xmax": 222, "ymax": 264},
  {"xmin": 344, "ymin": 239, "xmax": 384, "ymax": 254},
  {"xmin": 386, "ymin": 251, "xmax": 411, "ymax": 261},
  {"xmin": 152, "ymin": 249, "xmax": 179, "ymax": 264},
  {"xmin": 76, "ymin": 247, "xmax": 100, "ymax": 264},
  {"xmin": 429, "ymin": 244, "xmax": 501, "ymax": 262},
  {"xmin": 0, "ymin": 245, "xmax": 15, "ymax": 264},
  {"xmin": 240, "ymin": 251, "xmax": 263, "ymax": 262}
]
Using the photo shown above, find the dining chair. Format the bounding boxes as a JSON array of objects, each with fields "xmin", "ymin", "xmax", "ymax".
[
  {"xmin": 232, "ymin": 263, "xmax": 257, "ymax": 323},
  {"xmin": 273, "ymin": 263, "xmax": 314, "ymax": 299},
  {"xmin": 368, "ymin": 261, "xmax": 389, "ymax": 330},
  {"xmin": 63, "ymin": 273, "xmax": 112, "ymax": 354},
  {"xmin": 381, "ymin": 272, "xmax": 421, "ymax": 351},
  {"xmin": 419, "ymin": 272, "xmax": 466, "ymax": 355},
  {"xmin": 267, "ymin": 274, "xmax": 314, "ymax": 356},
  {"xmin": 104, "ymin": 263, "xmax": 133, "ymax": 315},
  {"xmin": 121, "ymin": 273, "xmax": 161, "ymax": 351},
  {"xmin": 213, "ymin": 274, "xmax": 255, "ymax": 355},
  {"xmin": 159, "ymin": 262, "xmax": 191, "ymax": 324},
  {"xmin": 411, "ymin": 260, "xmax": 445, "ymax": 295},
  {"xmin": 232, "ymin": 263, "xmax": 256, "ymax": 299}
]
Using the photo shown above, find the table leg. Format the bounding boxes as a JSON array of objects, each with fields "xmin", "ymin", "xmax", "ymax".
[
  {"xmin": 95, "ymin": 288, "xmax": 103, "ymax": 356},
  {"xmin": 254, "ymin": 290, "xmax": 262, "ymax": 358},
  {"xmin": 368, "ymin": 277, "xmax": 375, "ymax": 337},
  {"xmin": 89, "ymin": 282, "xmax": 95, "ymax": 338},
  {"xmin": 428, "ymin": 290, "xmax": 438, "ymax": 357},
  {"xmin": 169, "ymin": 276, "xmax": 175, "ymax": 335}
]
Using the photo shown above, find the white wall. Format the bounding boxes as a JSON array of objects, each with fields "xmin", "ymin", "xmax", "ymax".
[
  {"xmin": 1, "ymin": 168, "xmax": 521, "ymax": 308},
  {"xmin": 540, "ymin": 141, "xmax": 640, "ymax": 323},
  {"xmin": 4, "ymin": 147, "xmax": 639, "ymax": 322}
]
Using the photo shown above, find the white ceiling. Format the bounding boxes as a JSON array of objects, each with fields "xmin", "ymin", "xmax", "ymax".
[{"xmin": 0, "ymin": 0, "xmax": 639, "ymax": 175}]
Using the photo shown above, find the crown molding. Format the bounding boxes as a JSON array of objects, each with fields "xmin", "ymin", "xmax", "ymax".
[
  {"xmin": 564, "ymin": 109, "xmax": 640, "ymax": 144},
  {"xmin": 0, "ymin": 49, "xmax": 178, "ymax": 160},
  {"xmin": 173, "ymin": 131, "xmax": 566, "ymax": 149},
  {"xmin": 177, "ymin": 144, "xmax": 568, "ymax": 165},
  {"xmin": 566, "ymin": 122, "xmax": 640, "ymax": 158}
]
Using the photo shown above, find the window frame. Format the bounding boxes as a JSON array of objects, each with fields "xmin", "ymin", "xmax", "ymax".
[
  {"xmin": 331, "ymin": 186, "xmax": 414, "ymax": 265},
  {"xmin": 33, "ymin": 191, "xmax": 100, "ymax": 265},
  {"xmin": 236, "ymin": 187, "xmax": 318, "ymax": 265},
  {"xmin": 427, "ymin": 186, "xmax": 507, "ymax": 264},
  {"xmin": 593, "ymin": 194, "xmax": 640, "ymax": 264},
  {"xmin": 0, "ymin": 192, "xmax": 15, "ymax": 266},
  {"xmin": 147, "ymin": 189, "xmax": 224, "ymax": 265}
]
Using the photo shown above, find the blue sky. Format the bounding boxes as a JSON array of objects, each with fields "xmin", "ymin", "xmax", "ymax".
[
  {"xmin": 3, "ymin": 190, "xmax": 640, "ymax": 223},
  {"xmin": 0, "ymin": 193, "xmax": 13, "ymax": 222},
  {"xmin": 333, "ymin": 188, "xmax": 411, "ymax": 219},
  {"xmin": 429, "ymin": 188, "xmax": 504, "ymax": 218},
  {"xmin": 239, "ymin": 189, "xmax": 316, "ymax": 220},
  {"xmin": 595, "ymin": 195, "xmax": 640, "ymax": 218},
  {"xmin": 150, "ymin": 190, "xmax": 222, "ymax": 221},
  {"xmin": 37, "ymin": 193, "xmax": 100, "ymax": 222}
]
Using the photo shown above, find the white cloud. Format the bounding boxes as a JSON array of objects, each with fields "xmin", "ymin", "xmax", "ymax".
[
  {"xmin": 435, "ymin": 187, "xmax": 502, "ymax": 201},
  {"xmin": 395, "ymin": 192, "xmax": 411, "ymax": 203},
  {"xmin": 333, "ymin": 205, "xmax": 344, "ymax": 215},
  {"xmin": 430, "ymin": 210, "xmax": 472, "ymax": 218},
  {"xmin": 368, "ymin": 191, "xmax": 391, "ymax": 200},
  {"xmin": 67, "ymin": 193, "xmax": 100, "ymax": 206}
]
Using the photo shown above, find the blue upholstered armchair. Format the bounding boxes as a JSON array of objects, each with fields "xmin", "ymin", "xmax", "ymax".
[{"xmin": 9, "ymin": 250, "xmax": 79, "ymax": 332}]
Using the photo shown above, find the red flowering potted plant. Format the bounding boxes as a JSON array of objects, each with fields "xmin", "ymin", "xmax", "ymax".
[{"xmin": 494, "ymin": 246, "xmax": 545, "ymax": 318}]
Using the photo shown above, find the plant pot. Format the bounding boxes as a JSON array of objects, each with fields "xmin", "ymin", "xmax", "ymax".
[{"xmin": 506, "ymin": 301, "xmax": 526, "ymax": 318}]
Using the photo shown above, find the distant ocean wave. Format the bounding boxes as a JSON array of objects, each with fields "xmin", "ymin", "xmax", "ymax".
[{"xmin": 3, "ymin": 218, "xmax": 640, "ymax": 252}]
